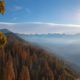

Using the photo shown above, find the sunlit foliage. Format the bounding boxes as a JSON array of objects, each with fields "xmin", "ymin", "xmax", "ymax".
[
  {"xmin": 0, "ymin": 32, "xmax": 7, "ymax": 48},
  {"xmin": 0, "ymin": 1, "xmax": 5, "ymax": 15}
]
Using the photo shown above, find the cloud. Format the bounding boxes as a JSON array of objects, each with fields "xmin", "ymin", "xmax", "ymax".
[
  {"xmin": 0, "ymin": 22, "xmax": 80, "ymax": 34},
  {"xmin": 13, "ymin": 6, "xmax": 23, "ymax": 11},
  {"xmin": 18, "ymin": 22, "xmax": 80, "ymax": 27},
  {"xmin": 0, "ymin": 22, "xmax": 15, "ymax": 25}
]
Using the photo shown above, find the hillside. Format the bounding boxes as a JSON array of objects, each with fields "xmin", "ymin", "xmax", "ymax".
[{"xmin": 0, "ymin": 29, "xmax": 79, "ymax": 80}]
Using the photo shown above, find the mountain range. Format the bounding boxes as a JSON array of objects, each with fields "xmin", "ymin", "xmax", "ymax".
[{"xmin": 0, "ymin": 29, "xmax": 80, "ymax": 80}]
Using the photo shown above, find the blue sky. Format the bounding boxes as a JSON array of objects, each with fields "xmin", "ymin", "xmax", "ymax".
[
  {"xmin": 0, "ymin": 0, "xmax": 80, "ymax": 34},
  {"xmin": 0, "ymin": 0, "xmax": 80, "ymax": 24}
]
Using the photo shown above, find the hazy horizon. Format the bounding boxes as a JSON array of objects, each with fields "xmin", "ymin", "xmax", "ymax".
[{"xmin": 1, "ymin": 22, "xmax": 80, "ymax": 34}]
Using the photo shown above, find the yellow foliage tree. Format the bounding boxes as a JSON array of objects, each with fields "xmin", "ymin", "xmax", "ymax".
[
  {"xmin": 0, "ymin": 32, "xmax": 7, "ymax": 48},
  {"xmin": 0, "ymin": 1, "xmax": 5, "ymax": 15}
]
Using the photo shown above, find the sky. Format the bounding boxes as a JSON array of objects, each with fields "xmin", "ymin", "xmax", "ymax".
[{"xmin": 0, "ymin": 0, "xmax": 80, "ymax": 34}]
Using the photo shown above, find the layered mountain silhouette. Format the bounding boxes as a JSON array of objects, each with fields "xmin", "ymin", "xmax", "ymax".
[{"xmin": 0, "ymin": 29, "xmax": 79, "ymax": 80}]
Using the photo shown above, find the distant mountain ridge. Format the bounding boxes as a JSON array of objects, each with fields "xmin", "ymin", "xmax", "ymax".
[
  {"xmin": 0, "ymin": 29, "xmax": 11, "ymax": 33},
  {"xmin": 1, "ymin": 28, "xmax": 80, "ymax": 37},
  {"xmin": 17, "ymin": 33, "xmax": 80, "ymax": 39}
]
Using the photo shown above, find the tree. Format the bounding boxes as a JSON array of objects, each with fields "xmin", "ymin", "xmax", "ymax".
[
  {"xmin": 0, "ymin": 1, "xmax": 5, "ymax": 15},
  {"xmin": 0, "ymin": 32, "xmax": 7, "ymax": 48}
]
